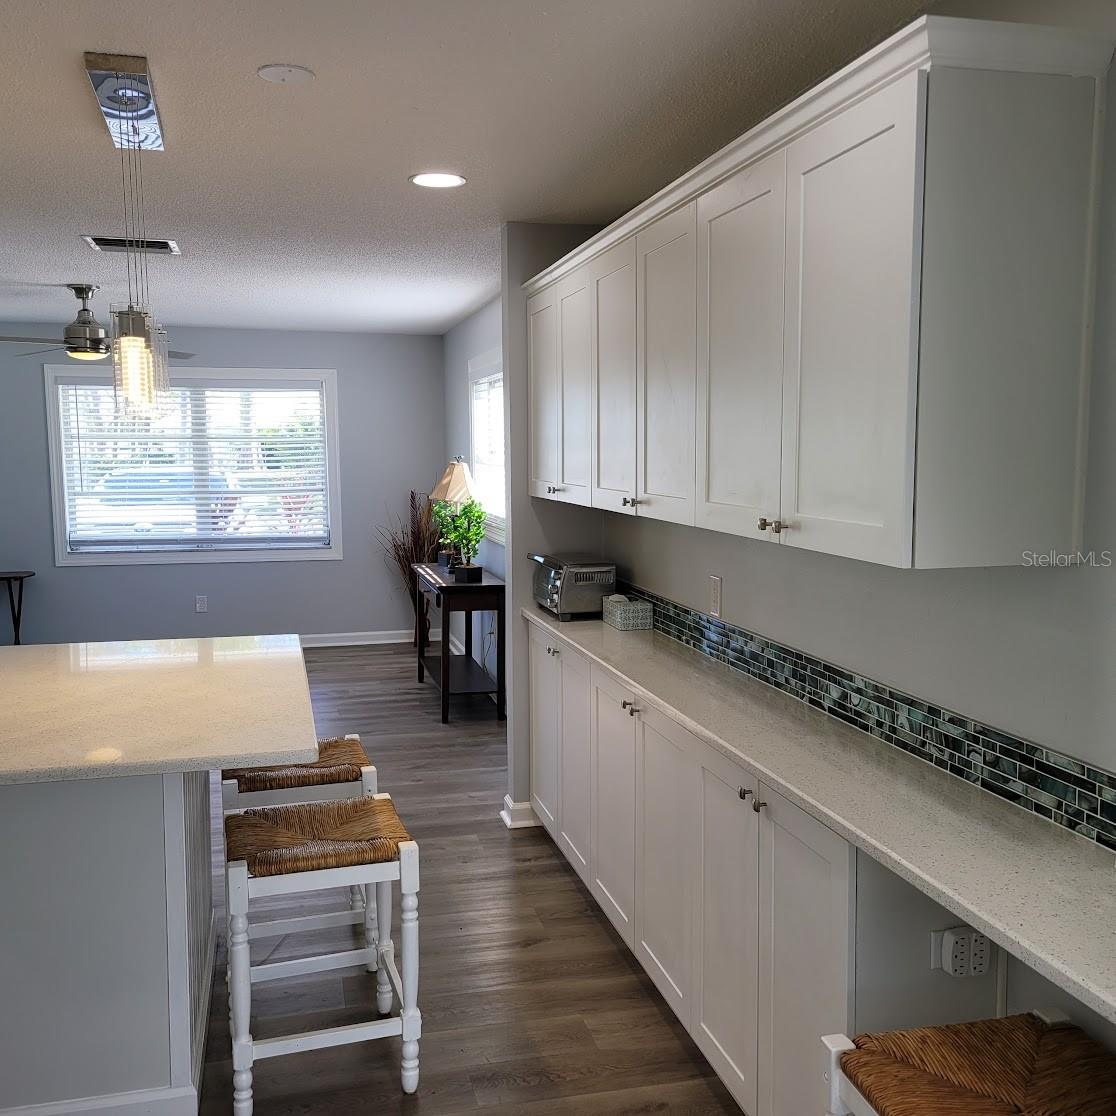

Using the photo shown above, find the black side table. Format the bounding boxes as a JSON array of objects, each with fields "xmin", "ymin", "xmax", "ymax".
[
  {"xmin": 1, "ymin": 571, "xmax": 34, "ymax": 645},
  {"xmin": 412, "ymin": 563, "xmax": 506, "ymax": 724}
]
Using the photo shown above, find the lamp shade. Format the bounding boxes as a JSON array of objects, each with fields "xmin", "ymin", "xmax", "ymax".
[{"xmin": 431, "ymin": 457, "xmax": 478, "ymax": 506}]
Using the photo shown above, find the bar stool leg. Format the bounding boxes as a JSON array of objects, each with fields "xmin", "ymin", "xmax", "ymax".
[
  {"xmin": 399, "ymin": 841, "xmax": 421, "ymax": 1094},
  {"xmin": 375, "ymin": 878, "xmax": 394, "ymax": 1014},
  {"xmin": 227, "ymin": 861, "xmax": 254, "ymax": 1116},
  {"xmin": 364, "ymin": 883, "xmax": 379, "ymax": 972}
]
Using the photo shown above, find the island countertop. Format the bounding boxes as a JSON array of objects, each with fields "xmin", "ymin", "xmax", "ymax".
[
  {"xmin": 0, "ymin": 633, "xmax": 319, "ymax": 784},
  {"xmin": 523, "ymin": 607, "xmax": 1116, "ymax": 1026}
]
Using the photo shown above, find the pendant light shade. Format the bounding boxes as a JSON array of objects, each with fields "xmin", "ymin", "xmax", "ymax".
[
  {"xmin": 430, "ymin": 457, "xmax": 478, "ymax": 507},
  {"xmin": 107, "ymin": 58, "xmax": 171, "ymax": 411}
]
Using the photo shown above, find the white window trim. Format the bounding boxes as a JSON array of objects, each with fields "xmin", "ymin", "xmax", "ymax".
[
  {"xmin": 43, "ymin": 365, "xmax": 344, "ymax": 567},
  {"xmin": 466, "ymin": 347, "xmax": 505, "ymax": 546}
]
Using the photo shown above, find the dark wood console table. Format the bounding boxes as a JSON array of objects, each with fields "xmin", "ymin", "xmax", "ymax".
[{"xmin": 412, "ymin": 563, "xmax": 506, "ymax": 724}]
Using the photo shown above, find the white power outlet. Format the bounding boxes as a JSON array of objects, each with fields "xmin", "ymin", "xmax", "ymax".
[
  {"xmin": 709, "ymin": 574, "xmax": 722, "ymax": 618},
  {"xmin": 194, "ymin": 595, "xmax": 208, "ymax": 614},
  {"xmin": 931, "ymin": 925, "xmax": 992, "ymax": 977}
]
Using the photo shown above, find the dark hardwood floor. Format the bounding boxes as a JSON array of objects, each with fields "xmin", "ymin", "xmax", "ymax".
[{"xmin": 199, "ymin": 644, "xmax": 738, "ymax": 1114}]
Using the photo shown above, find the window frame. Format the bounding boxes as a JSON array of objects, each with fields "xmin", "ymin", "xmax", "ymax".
[
  {"xmin": 43, "ymin": 365, "xmax": 344, "ymax": 567},
  {"xmin": 466, "ymin": 348, "xmax": 505, "ymax": 545}
]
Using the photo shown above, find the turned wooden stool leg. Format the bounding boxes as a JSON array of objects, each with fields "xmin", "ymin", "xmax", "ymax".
[
  {"xmin": 375, "ymin": 878, "xmax": 394, "ymax": 1014},
  {"xmin": 227, "ymin": 861, "xmax": 254, "ymax": 1116},
  {"xmin": 364, "ymin": 882, "xmax": 379, "ymax": 972},
  {"xmin": 400, "ymin": 841, "xmax": 421, "ymax": 1094}
]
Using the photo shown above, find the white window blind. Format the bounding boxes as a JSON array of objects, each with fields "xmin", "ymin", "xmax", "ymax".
[
  {"xmin": 52, "ymin": 376, "xmax": 336, "ymax": 557},
  {"xmin": 470, "ymin": 372, "xmax": 505, "ymax": 526}
]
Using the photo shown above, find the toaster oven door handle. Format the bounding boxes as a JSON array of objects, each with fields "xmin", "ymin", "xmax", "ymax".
[{"xmin": 526, "ymin": 552, "xmax": 562, "ymax": 571}]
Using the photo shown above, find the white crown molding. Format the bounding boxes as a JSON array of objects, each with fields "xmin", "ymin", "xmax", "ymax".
[{"xmin": 523, "ymin": 16, "xmax": 1114, "ymax": 296}]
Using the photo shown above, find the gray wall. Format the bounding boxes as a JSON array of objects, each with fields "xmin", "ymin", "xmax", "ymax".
[
  {"xmin": 0, "ymin": 324, "xmax": 445, "ymax": 644},
  {"xmin": 443, "ymin": 296, "xmax": 505, "ymax": 673},
  {"xmin": 602, "ymin": 13, "xmax": 1116, "ymax": 773}
]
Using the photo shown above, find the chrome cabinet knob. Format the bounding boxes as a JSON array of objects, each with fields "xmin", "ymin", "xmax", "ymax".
[
  {"xmin": 752, "ymin": 799, "xmax": 767, "ymax": 813},
  {"xmin": 772, "ymin": 520, "xmax": 788, "ymax": 534},
  {"xmin": 738, "ymin": 787, "xmax": 752, "ymax": 800},
  {"xmin": 621, "ymin": 699, "xmax": 634, "ymax": 709},
  {"xmin": 758, "ymin": 517, "xmax": 771, "ymax": 531}
]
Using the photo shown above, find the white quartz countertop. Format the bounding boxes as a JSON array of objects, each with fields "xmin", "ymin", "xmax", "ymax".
[
  {"xmin": 523, "ymin": 607, "xmax": 1116, "ymax": 1025},
  {"xmin": 0, "ymin": 634, "xmax": 319, "ymax": 784}
]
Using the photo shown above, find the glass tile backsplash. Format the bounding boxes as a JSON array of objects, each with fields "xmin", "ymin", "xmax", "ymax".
[{"xmin": 621, "ymin": 582, "xmax": 1116, "ymax": 854}]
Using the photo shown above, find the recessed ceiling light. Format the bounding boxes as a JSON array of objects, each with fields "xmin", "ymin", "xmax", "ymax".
[
  {"xmin": 410, "ymin": 172, "xmax": 467, "ymax": 189},
  {"xmin": 257, "ymin": 64, "xmax": 316, "ymax": 85}
]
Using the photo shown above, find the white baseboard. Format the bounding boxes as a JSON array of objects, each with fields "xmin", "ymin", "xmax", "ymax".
[
  {"xmin": 300, "ymin": 629, "xmax": 414, "ymax": 648},
  {"xmin": 500, "ymin": 795, "xmax": 542, "ymax": 829},
  {"xmin": 1, "ymin": 1086, "xmax": 197, "ymax": 1115}
]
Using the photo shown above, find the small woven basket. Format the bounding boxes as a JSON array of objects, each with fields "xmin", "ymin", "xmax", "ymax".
[{"xmin": 603, "ymin": 597, "xmax": 653, "ymax": 631}]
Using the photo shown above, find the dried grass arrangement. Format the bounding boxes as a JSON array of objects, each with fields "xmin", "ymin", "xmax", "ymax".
[{"xmin": 376, "ymin": 490, "xmax": 441, "ymax": 643}]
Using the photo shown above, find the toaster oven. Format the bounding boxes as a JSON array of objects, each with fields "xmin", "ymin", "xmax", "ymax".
[{"xmin": 527, "ymin": 553, "xmax": 617, "ymax": 621}]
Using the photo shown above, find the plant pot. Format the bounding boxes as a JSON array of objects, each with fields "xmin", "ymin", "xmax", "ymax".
[
  {"xmin": 437, "ymin": 550, "xmax": 453, "ymax": 568},
  {"xmin": 454, "ymin": 564, "xmax": 483, "ymax": 584}
]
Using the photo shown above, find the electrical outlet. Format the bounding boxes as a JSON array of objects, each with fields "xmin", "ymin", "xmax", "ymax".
[
  {"xmin": 709, "ymin": 574, "xmax": 722, "ymax": 618},
  {"xmin": 194, "ymin": 595, "xmax": 208, "ymax": 614},
  {"xmin": 931, "ymin": 925, "xmax": 992, "ymax": 977}
]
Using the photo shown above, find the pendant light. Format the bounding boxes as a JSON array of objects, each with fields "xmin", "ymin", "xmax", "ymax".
[{"xmin": 110, "ymin": 70, "xmax": 169, "ymax": 411}]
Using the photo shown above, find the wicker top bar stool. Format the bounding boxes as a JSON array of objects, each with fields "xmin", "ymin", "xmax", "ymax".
[
  {"xmin": 222, "ymin": 733, "xmax": 377, "ymax": 811},
  {"xmin": 824, "ymin": 1011, "xmax": 1116, "ymax": 1116},
  {"xmin": 224, "ymin": 793, "xmax": 420, "ymax": 1116}
]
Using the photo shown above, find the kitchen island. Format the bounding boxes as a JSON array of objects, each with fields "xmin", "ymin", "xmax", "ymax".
[{"xmin": 0, "ymin": 634, "xmax": 318, "ymax": 1115}]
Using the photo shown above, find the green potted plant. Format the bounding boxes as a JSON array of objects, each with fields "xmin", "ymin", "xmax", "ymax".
[
  {"xmin": 446, "ymin": 499, "xmax": 488, "ymax": 583},
  {"xmin": 430, "ymin": 499, "xmax": 457, "ymax": 567}
]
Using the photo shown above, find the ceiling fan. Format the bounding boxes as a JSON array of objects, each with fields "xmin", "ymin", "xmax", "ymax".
[{"xmin": 0, "ymin": 284, "xmax": 195, "ymax": 361}]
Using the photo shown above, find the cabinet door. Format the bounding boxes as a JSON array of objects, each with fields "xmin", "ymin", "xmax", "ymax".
[
  {"xmin": 591, "ymin": 238, "xmax": 638, "ymax": 514},
  {"xmin": 527, "ymin": 287, "xmax": 560, "ymax": 499},
  {"xmin": 636, "ymin": 204, "xmax": 697, "ymax": 526},
  {"xmin": 696, "ymin": 152, "xmax": 786, "ymax": 540},
  {"xmin": 557, "ymin": 271, "xmax": 592, "ymax": 506},
  {"xmin": 590, "ymin": 668, "xmax": 637, "ymax": 947},
  {"xmin": 528, "ymin": 624, "xmax": 560, "ymax": 837},
  {"xmin": 693, "ymin": 746, "xmax": 760, "ymax": 1114},
  {"xmin": 635, "ymin": 707, "xmax": 700, "ymax": 1025},
  {"xmin": 757, "ymin": 785, "xmax": 851, "ymax": 1116},
  {"xmin": 557, "ymin": 645, "xmax": 592, "ymax": 885},
  {"xmin": 781, "ymin": 71, "xmax": 925, "ymax": 566}
]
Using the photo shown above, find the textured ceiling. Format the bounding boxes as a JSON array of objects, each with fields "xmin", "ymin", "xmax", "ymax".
[{"xmin": 0, "ymin": 0, "xmax": 932, "ymax": 334}]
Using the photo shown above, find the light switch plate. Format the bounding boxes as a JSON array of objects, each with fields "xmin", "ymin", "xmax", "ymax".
[{"xmin": 709, "ymin": 575, "xmax": 722, "ymax": 618}]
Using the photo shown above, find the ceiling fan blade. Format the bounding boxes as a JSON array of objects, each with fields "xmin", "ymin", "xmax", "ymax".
[
  {"xmin": 168, "ymin": 350, "xmax": 196, "ymax": 360},
  {"xmin": 0, "ymin": 335, "xmax": 65, "ymax": 345},
  {"xmin": 17, "ymin": 348, "xmax": 66, "ymax": 358}
]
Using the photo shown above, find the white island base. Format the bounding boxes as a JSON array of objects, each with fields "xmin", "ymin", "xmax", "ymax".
[
  {"xmin": 0, "ymin": 634, "xmax": 319, "ymax": 1114},
  {"xmin": 0, "ymin": 771, "xmax": 213, "ymax": 1114}
]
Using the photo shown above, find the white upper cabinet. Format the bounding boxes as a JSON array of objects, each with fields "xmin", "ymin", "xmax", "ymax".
[
  {"xmin": 556, "ymin": 272, "xmax": 593, "ymax": 506},
  {"xmin": 525, "ymin": 17, "xmax": 1111, "ymax": 567},
  {"xmin": 590, "ymin": 239, "xmax": 638, "ymax": 514},
  {"xmin": 636, "ymin": 204, "xmax": 697, "ymax": 526},
  {"xmin": 526, "ymin": 288, "xmax": 558, "ymax": 499},
  {"xmin": 780, "ymin": 71, "xmax": 925, "ymax": 566},
  {"xmin": 696, "ymin": 152, "xmax": 786, "ymax": 540}
]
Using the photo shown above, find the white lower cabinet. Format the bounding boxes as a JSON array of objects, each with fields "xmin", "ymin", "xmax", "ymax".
[
  {"xmin": 528, "ymin": 625, "xmax": 854, "ymax": 1114},
  {"xmin": 557, "ymin": 645, "xmax": 592, "ymax": 885},
  {"xmin": 635, "ymin": 706, "xmax": 701, "ymax": 1024},
  {"xmin": 694, "ymin": 746, "xmax": 761, "ymax": 1112},
  {"xmin": 590, "ymin": 667, "xmax": 638, "ymax": 947},
  {"xmin": 528, "ymin": 623, "xmax": 561, "ymax": 837}
]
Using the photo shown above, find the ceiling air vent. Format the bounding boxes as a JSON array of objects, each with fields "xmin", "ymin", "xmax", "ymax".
[{"xmin": 82, "ymin": 235, "xmax": 181, "ymax": 255}]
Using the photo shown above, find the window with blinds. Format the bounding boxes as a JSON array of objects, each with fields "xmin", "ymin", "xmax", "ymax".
[
  {"xmin": 46, "ymin": 369, "xmax": 341, "ymax": 564},
  {"xmin": 469, "ymin": 371, "xmax": 505, "ymax": 534}
]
